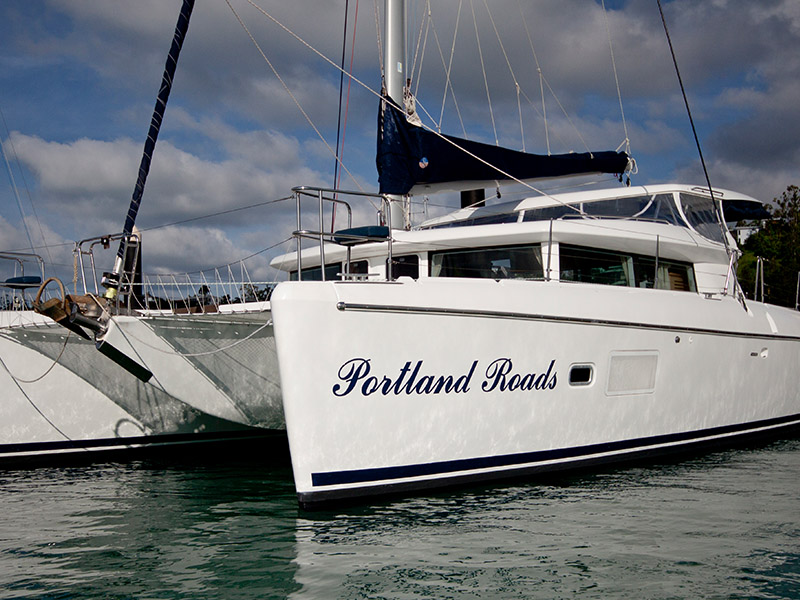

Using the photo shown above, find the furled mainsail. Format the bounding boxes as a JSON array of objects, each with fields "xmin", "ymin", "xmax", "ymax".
[{"xmin": 377, "ymin": 99, "xmax": 630, "ymax": 196}]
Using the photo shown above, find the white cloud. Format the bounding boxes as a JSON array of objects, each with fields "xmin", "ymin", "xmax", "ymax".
[{"xmin": 4, "ymin": 0, "xmax": 800, "ymax": 269}]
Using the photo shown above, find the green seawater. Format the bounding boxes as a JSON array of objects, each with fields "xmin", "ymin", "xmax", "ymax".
[{"xmin": 1, "ymin": 438, "xmax": 798, "ymax": 599}]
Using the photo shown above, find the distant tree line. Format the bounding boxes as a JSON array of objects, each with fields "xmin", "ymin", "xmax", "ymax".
[{"xmin": 737, "ymin": 185, "xmax": 800, "ymax": 308}]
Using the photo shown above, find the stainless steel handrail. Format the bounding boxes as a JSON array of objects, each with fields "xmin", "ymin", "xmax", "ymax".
[{"xmin": 291, "ymin": 186, "xmax": 393, "ymax": 281}]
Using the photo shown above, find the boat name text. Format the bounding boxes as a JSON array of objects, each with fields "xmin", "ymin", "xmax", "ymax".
[{"xmin": 332, "ymin": 358, "xmax": 557, "ymax": 397}]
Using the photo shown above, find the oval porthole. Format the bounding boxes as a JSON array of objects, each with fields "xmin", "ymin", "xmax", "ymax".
[{"xmin": 569, "ymin": 364, "xmax": 593, "ymax": 386}]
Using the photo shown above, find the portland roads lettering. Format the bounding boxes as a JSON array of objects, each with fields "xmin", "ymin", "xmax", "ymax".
[{"xmin": 332, "ymin": 357, "xmax": 557, "ymax": 397}]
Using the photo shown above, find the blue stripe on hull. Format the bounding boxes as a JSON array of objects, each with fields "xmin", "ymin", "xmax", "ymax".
[
  {"xmin": 311, "ymin": 413, "xmax": 800, "ymax": 488},
  {"xmin": 0, "ymin": 429, "xmax": 276, "ymax": 461}
]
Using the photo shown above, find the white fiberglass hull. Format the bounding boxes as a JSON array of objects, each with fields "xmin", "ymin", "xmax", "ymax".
[
  {"xmin": 0, "ymin": 311, "xmax": 268, "ymax": 462},
  {"xmin": 271, "ymin": 278, "xmax": 800, "ymax": 507},
  {"xmin": 100, "ymin": 308, "xmax": 283, "ymax": 428}
]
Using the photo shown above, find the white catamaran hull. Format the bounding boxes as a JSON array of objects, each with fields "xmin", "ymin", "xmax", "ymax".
[
  {"xmin": 271, "ymin": 278, "xmax": 800, "ymax": 506},
  {"xmin": 100, "ymin": 308, "xmax": 283, "ymax": 428},
  {"xmin": 0, "ymin": 311, "xmax": 270, "ymax": 462}
]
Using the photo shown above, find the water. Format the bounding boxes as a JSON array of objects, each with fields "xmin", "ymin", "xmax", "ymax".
[{"xmin": 1, "ymin": 438, "xmax": 798, "ymax": 599}]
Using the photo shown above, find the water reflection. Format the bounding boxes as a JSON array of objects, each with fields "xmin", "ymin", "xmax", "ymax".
[
  {"xmin": 0, "ymin": 455, "xmax": 302, "ymax": 599},
  {"xmin": 289, "ymin": 439, "xmax": 800, "ymax": 599},
  {"xmin": 0, "ymin": 438, "xmax": 798, "ymax": 599}
]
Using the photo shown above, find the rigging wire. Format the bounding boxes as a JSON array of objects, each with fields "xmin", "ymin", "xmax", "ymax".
[
  {"xmin": 336, "ymin": 0, "xmax": 360, "ymax": 190},
  {"xmin": 333, "ymin": 0, "xmax": 361, "ymax": 231},
  {"xmin": 409, "ymin": 1, "xmax": 429, "ymax": 93},
  {"xmin": 138, "ymin": 195, "xmax": 292, "ymax": 233},
  {"xmin": 518, "ymin": 0, "xmax": 549, "ymax": 155},
  {"xmin": 656, "ymin": 0, "xmax": 730, "ymax": 254},
  {"xmin": 441, "ymin": 1, "xmax": 466, "ymax": 136},
  {"xmin": 0, "ymin": 346, "xmax": 76, "ymax": 445},
  {"xmin": 1, "ymin": 115, "xmax": 36, "ymax": 254},
  {"xmin": 1, "ymin": 330, "xmax": 71, "ymax": 384},
  {"xmin": 469, "ymin": 0, "xmax": 498, "ymax": 146},
  {"xmin": 427, "ymin": 0, "xmax": 466, "ymax": 136},
  {"xmin": 515, "ymin": 6, "xmax": 592, "ymax": 155},
  {"xmin": 0, "ymin": 196, "xmax": 292, "ymax": 256},
  {"xmin": 333, "ymin": 0, "xmax": 350, "ymax": 191},
  {"xmin": 481, "ymin": 0, "xmax": 525, "ymax": 151},
  {"xmin": 601, "ymin": 0, "xmax": 631, "ymax": 158},
  {"xmin": 373, "ymin": 0, "xmax": 384, "ymax": 82},
  {"xmin": 0, "ymin": 107, "xmax": 53, "ymax": 264},
  {"xmin": 228, "ymin": 1, "xmax": 625, "ymax": 216},
  {"xmin": 228, "ymin": 0, "xmax": 367, "ymax": 197},
  {"xmin": 413, "ymin": 5, "xmax": 432, "ymax": 99},
  {"xmin": 143, "ymin": 235, "xmax": 292, "ymax": 279}
]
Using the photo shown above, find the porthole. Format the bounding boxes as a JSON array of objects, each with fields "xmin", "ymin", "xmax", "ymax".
[{"xmin": 569, "ymin": 364, "xmax": 594, "ymax": 386}]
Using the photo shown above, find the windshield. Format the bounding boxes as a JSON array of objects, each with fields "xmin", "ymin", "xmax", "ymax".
[{"xmin": 679, "ymin": 193, "xmax": 725, "ymax": 243}]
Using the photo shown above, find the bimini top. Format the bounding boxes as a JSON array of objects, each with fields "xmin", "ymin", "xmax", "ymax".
[{"xmin": 417, "ymin": 184, "xmax": 769, "ymax": 243}]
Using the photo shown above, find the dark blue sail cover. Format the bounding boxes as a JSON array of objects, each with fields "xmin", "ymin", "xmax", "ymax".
[{"xmin": 377, "ymin": 99, "xmax": 630, "ymax": 196}]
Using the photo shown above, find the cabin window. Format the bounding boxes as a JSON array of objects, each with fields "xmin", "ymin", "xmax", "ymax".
[
  {"xmin": 630, "ymin": 256, "xmax": 696, "ymax": 292},
  {"xmin": 433, "ymin": 213, "xmax": 520, "ymax": 228},
  {"xmin": 582, "ymin": 194, "xmax": 683, "ymax": 225},
  {"xmin": 679, "ymin": 193, "xmax": 725, "ymax": 243},
  {"xmin": 560, "ymin": 246, "xmax": 632, "ymax": 286},
  {"xmin": 348, "ymin": 260, "xmax": 369, "ymax": 275},
  {"xmin": 559, "ymin": 245, "xmax": 696, "ymax": 292},
  {"xmin": 388, "ymin": 255, "xmax": 419, "ymax": 279},
  {"xmin": 522, "ymin": 206, "xmax": 577, "ymax": 222},
  {"xmin": 430, "ymin": 244, "xmax": 543, "ymax": 280},
  {"xmin": 522, "ymin": 194, "xmax": 683, "ymax": 225},
  {"xmin": 289, "ymin": 262, "xmax": 342, "ymax": 281},
  {"xmin": 425, "ymin": 212, "xmax": 520, "ymax": 229}
]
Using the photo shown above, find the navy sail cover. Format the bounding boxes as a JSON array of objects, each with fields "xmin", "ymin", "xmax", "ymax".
[{"xmin": 377, "ymin": 99, "xmax": 629, "ymax": 196}]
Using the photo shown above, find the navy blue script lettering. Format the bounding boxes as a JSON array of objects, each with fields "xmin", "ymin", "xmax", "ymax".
[
  {"xmin": 333, "ymin": 358, "xmax": 557, "ymax": 397},
  {"xmin": 332, "ymin": 358, "xmax": 477, "ymax": 397},
  {"xmin": 481, "ymin": 358, "xmax": 557, "ymax": 392}
]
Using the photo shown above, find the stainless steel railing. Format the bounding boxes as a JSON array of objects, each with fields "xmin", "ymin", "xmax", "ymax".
[{"xmin": 291, "ymin": 186, "xmax": 394, "ymax": 281}]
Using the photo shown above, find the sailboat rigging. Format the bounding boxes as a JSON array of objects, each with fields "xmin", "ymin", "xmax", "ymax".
[
  {"xmin": 16, "ymin": 0, "xmax": 798, "ymax": 506},
  {"xmin": 103, "ymin": 0, "xmax": 195, "ymax": 302}
]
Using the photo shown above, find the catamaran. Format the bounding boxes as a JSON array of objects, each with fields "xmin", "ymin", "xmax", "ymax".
[
  {"xmin": 1, "ymin": 0, "xmax": 282, "ymax": 462},
  {"xmin": 1, "ymin": 252, "xmax": 269, "ymax": 462},
  {"xmin": 264, "ymin": 1, "xmax": 800, "ymax": 507},
  {"xmin": 30, "ymin": 0, "xmax": 799, "ymax": 506}
]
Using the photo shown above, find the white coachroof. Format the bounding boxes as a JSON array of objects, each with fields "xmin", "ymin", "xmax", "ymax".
[{"xmin": 417, "ymin": 183, "xmax": 762, "ymax": 229}]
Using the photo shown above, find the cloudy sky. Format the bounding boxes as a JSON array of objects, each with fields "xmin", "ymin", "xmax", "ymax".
[{"xmin": 2, "ymin": 0, "xmax": 799, "ymax": 283}]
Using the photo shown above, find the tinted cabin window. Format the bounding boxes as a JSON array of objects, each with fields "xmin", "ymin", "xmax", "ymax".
[
  {"xmin": 559, "ymin": 245, "xmax": 696, "ymax": 292},
  {"xmin": 388, "ymin": 255, "xmax": 419, "ymax": 279},
  {"xmin": 290, "ymin": 262, "xmax": 342, "ymax": 281},
  {"xmin": 430, "ymin": 245, "xmax": 543, "ymax": 280},
  {"xmin": 560, "ymin": 246, "xmax": 632, "ymax": 286}
]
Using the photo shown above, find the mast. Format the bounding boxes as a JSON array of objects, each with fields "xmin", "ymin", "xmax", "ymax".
[
  {"xmin": 376, "ymin": 1, "xmax": 630, "ymax": 205},
  {"xmin": 103, "ymin": 0, "xmax": 195, "ymax": 300},
  {"xmin": 384, "ymin": 0, "xmax": 407, "ymax": 230}
]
